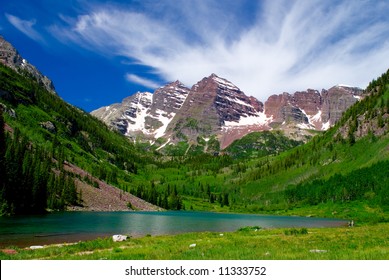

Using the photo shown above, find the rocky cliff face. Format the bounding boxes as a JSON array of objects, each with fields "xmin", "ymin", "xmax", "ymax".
[
  {"xmin": 0, "ymin": 36, "xmax": 56, "ymax": 94},
  {"xmin": 321, "ymin": 85, "xmax": 363, "ymax": 126},
  {"xmin": 264, "ymin": 85, "xmax": 363, "ymax": 133},
  {"xmin": 92, "ymin": 74, "xmax": 364, "ymax": 150}
]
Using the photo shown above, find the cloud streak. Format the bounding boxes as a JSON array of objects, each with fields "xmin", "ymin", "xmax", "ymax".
[
  {"xmin": 5, "ymin": 14, "xmax": 45, "ymax": 43},
  {"xmin": 125, "ymin": 73, "xmax": 161, "ymax": 89},
  {"xmin": 51, "ymin": 0, "xmax": 389, "ymax": 100}
]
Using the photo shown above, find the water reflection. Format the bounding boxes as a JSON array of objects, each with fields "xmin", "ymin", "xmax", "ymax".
[{"xmin": 0, "ymin": 211, "xmax": 346, "ymax": 248}]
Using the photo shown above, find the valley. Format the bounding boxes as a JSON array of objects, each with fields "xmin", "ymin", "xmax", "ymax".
[{"xmin": 1, "ymin": 35, "xmax": 389, "ymax": 260}]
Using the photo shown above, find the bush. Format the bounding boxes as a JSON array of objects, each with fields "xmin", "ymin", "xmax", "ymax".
[
  {"xmin": 284, "ymin": 228, "xmax": 308, "ymax": 236},
  {"xmin": 238, "ymin": 226, "xmax": 262, "ymax": 232}
]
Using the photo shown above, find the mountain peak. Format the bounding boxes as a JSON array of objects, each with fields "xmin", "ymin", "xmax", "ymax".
[
  {"xmin": 195, "ymin": 73, "xmax": 240, "ymax": 92},
  {"xmin": 161, "ymin": 80, "xmax": 182, "ymax": 87},
  {"xmin": 160, "ymin": 80, "xmax": 188, "ymax": 91}
]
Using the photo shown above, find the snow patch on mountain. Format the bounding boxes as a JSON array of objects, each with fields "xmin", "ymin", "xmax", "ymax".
[
  {"xmin": 321, "ymin": 121, "xmax": 331, "ymax": 130},
  {"xmin": 154, "ymin": 110, "xmax": 176, "ymax": 138},
  {"xmin": 336, "ymin": 84, "xmax": 353, "ymax": 88},
  {"xmin": 223, "ymin": 112, "xmax": 272, "ymax": 129},
  {"xmin": 224, "ymin": 96, "xmax": 254, "ymax": 108},
  {"xmin": 211, "ymin": 74, "xmax": 239, "ymax": 91},
  {"xmin": 310, "ymin": 110, "xmax": 322, "ymax": 123},
  {"xmin": 300, "ymin": 109, "xmax": 322, "ymax": 130},
  {"xmin": 124, "ymin": 92, "xmax": 153, "ymax": 135}
]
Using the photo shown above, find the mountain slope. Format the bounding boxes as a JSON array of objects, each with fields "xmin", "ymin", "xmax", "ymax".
[
  {"xmin": 0, "ymin": 51, "xmax": 159, "ymax": 214},
  {"xmin": 225, "ymin": 130, "xmax": 303, "ymax": 159}
]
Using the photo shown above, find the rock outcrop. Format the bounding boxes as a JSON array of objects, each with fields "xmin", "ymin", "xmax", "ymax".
[
  {"xmin": 0, "ymin": 36, "xmax": 56, "ymax": 94},
  {"xmin": 264, "ymin": 85, "xmax": 363, "ymax": 132}
]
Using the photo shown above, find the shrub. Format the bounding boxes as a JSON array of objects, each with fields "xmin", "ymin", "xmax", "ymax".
[
  {"xmin": 284, "ymin": 228, "xmax": 308, "ymax": 236},
  {"xmin": 238, "ymin": 226, "xmax": 262, "ymax": 232}
]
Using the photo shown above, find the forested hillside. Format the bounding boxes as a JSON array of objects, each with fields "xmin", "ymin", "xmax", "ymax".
[
  {"xmin": 228, "ymin": 69, "xmax": 389, "ymax": 220},
  {"xmin": 0, "ymin": 63, "xmax": 153, "ymax": 214}
]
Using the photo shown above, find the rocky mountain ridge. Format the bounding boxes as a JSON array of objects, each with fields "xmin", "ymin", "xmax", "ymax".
[
  {"xmin": 265, "ymin": 85, "xmax": 363, "ymax": 140},
  {"xmin": 0, "ymin": 36, "xmax": 56, "ymax": 94},
  {"xmin": 92, "ymin": 74, "xmax": 363, "ymax": 150}
]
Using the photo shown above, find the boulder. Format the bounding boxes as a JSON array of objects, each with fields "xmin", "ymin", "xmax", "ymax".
[
  {"xmin": 30, "ymin": 245, "xmax": 44, "ymax": 250},
  {"xmin": 112, "ymin": 234, "xmax": 128, "ymax": 242},
  {"xmin": 40, "ymin": 121, "xmax": 56, "ymax": 133}
]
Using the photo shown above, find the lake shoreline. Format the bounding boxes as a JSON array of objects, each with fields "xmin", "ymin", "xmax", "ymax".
[{"xmin": 0, "ymin": 211, "xmax": 347, "ymax": 249}]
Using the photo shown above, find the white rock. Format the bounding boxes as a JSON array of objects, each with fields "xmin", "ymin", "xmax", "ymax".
[
  {"xmin": 30, "ymin": 245, "xmax": 44, "ymax": 250},
  {"xmin": 309, "ymin": 249, "xmax": 327, "ymax": 253},
  {"xmin": 189, "ymin": 243, "xmax": 196, "ymax": 248},
  {"xmin": 112, "ymin": 234, "xmax": 128, "ymax": 242}
]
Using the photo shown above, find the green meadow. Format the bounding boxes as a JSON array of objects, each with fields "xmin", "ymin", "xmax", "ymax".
[{"xmin": 1, "ymin": 223, "xmax": 388, "ymax": 260}]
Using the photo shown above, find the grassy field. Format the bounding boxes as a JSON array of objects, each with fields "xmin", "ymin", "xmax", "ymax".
[{"xmin": 1, "ymin": 223, "xmax": 388, "ymax": 260}]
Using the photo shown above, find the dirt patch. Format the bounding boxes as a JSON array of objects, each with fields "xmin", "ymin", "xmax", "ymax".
[
  {"xmin": 63, "ymin": 162, "xmax": 163, "ymax": 212},
  {"xmin": 1, "ymin": 249, "xmax": 18, "ymax": 255}
]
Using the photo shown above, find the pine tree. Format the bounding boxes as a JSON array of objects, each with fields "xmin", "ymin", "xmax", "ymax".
[
  {"xmin": 223, "ymin": 193, "xmax": 229, "ymax": 207},
  {"xmin": 149, "ymin": 181, "xmax": 157, "ymax": 205},
  {"xmin": 210, "ymin": 193, "xmax": 215, "ymax": 203},
  {"xmin": 219, "ymin": 193, "xmax": 224, "ymax": 207}
]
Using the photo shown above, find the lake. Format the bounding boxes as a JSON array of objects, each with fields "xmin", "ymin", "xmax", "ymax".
[{"xmin": 0, "ymin": 211, "xmax": 346, "ymax": 248}]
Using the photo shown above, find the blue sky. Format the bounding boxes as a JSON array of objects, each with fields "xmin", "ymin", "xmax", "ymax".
[{"xmin": 1, "ymin": 0, "xmax": 389, "ymax": 112}]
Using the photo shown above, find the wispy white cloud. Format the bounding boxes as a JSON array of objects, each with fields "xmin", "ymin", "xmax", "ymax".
[
  {"xmin": 51, "ymin": 0, "xmax": 389, "ymax": 100},
  {"xmin": 125, "ymin": 73, "xmax": 161, "ymax": 89},
  {"xmin": 5, "ymin": 14, "xmax": 45, "ymax": 43}
]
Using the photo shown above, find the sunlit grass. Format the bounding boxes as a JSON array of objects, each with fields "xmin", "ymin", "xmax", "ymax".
[{"xmin": 2, "ymin": 223, "xmax": 388, "ymax": 260}]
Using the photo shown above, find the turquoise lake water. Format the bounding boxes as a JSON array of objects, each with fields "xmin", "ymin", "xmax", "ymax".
[{"xmin": 0, "ymin": 211, "xmax": 346, "ymax": 248}]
